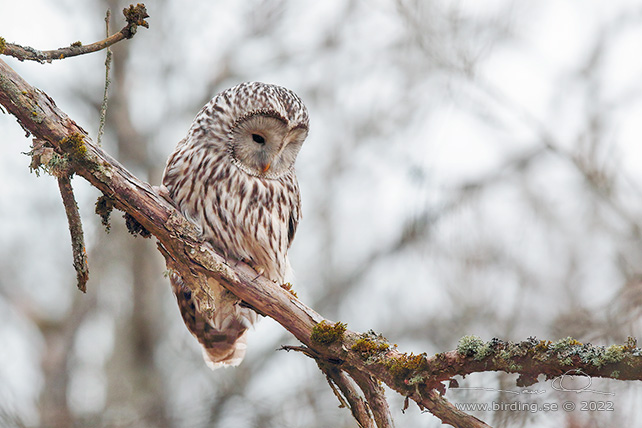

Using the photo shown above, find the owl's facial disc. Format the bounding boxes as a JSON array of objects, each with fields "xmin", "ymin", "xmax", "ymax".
[{"xmin": 229, "ymin": 113, "xmax": 307, "ymax": 178}]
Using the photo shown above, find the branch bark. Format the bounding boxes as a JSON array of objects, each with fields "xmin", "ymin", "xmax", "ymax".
[{"xmin": 2, "ymin": 57, "xmax": 641, "ymax": 428}]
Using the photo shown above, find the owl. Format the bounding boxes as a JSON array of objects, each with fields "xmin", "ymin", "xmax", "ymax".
[{"xmin": 161, "ymin": 82, "xmax": 309, "ymax": 368}]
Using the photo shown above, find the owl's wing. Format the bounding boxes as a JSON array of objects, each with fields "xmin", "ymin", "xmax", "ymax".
[
  {"xmin": 287, "ymin": 180, "xmax": 301, "ymax": 250},
  {"xmin": 287, "ymin": 211, "xmax": 298, "ymax": 250},
  {"xmin": 170, "ymin": 273, "xmax": 257, "ymax": 368},
  {"xmin": 161, "ymin": 137, "xmax": 187, "ymax": 190}
]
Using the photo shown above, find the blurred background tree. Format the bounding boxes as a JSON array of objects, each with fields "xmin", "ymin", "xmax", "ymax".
[{"xmin": 1, "ymin": 1, "xmax": 642, "ymax": 427}]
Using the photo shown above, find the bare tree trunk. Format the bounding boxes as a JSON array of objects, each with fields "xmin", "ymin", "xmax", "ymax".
[
  {"xmin": 37, "ymin": 292, "xmax": 94, "ymax": 427},
  {"xmin": 39, "ymin": 325, "xmax": 74, "ymax": 428}
]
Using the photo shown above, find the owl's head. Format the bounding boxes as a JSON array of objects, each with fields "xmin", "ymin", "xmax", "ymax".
[
  {"xmin": 189, "ymin": 82, "xmax": 309, "ymax": 179},
  {"xmin": 228, "ymin": 110, "xmax": 308, "ymax": 179}
]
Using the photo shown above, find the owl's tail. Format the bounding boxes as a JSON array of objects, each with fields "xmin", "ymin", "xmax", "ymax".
[
  {"xmin": 171, "ymin": 274, "xmax": 258, "ymax": 369},
  {"xmin": 200, "ymin": 321, "xmax": 250, "ymax": 369}
]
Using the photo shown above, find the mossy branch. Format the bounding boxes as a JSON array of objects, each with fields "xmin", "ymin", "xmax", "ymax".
[
  {"xmin": 2, "ymin": 58, "xmax": 642, "ymax": 428},
  {"xmin": 0, "ymin": 4, "xmax": 148, "ymax": 63},
  {"xmin": 27, "ymin": 134, "xmax": 90, "ymax": 292}
]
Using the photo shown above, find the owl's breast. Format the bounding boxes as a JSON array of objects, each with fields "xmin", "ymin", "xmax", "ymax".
[
  {"xmin": 162, "ymin": 144, "xmax": 299, "ymax": 283},
  {"xmin": 197, "ymin": 168, "xmax": 298, "ymax": 283}
]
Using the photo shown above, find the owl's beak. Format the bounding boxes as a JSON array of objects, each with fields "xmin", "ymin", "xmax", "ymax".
[{"xmin": 262, "ymin": 163, "xmax": 271, "ymax": 173}]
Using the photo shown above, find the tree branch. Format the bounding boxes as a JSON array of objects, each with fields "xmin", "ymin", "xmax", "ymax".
[
  {"xmin": 0, "ymin": 4, "xmax": 148, "ymax": 63},
  {"xmin": 348, "ymin": 368, "xmax": 395, "ymax": 428},
  {"xmin": 57, "ymin": 175, "xmax": 89, "ymax": 292},
  {"xmin": 2, "ymin": 57, "xmax": 642, "ymax": 427},
  {"xmin": 319, "ymin": 362, "xmax": 375, "ymax": 428}
]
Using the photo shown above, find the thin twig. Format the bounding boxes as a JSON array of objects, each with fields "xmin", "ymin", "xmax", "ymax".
[
  {"xmin": 277, "ymin": 344, "xmax": 319, "ymax": 359},
  {"xmin": 0, "ymin": 4, "xmax": 148, "ymax": 63},
  {"xmin": 97, "ymin": 9, "xmax": 112, "ymax": 146},
  {"xmin": 57, "ymin": 175, "xmax": 89, "ymax": 293}
]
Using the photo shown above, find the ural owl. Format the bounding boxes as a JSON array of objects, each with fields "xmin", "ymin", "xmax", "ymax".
[{"xmin": 161, "ymin": 82, "xmax": 309, "ymax": 368}]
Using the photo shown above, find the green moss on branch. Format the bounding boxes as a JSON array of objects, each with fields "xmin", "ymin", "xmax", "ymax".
[{"xmin": 311, "ymin": 320, "xmax": 347, "ymax": 345}]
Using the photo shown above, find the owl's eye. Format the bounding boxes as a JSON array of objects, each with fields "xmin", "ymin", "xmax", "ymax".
[{"xmin": 252, "ymin": 134, "xmax": 265, "ymax": 145}]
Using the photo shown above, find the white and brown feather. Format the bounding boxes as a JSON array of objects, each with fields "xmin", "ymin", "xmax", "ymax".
[{"xmin": 161, "ymin": 82, "xmax": 308, "ymax": 368}]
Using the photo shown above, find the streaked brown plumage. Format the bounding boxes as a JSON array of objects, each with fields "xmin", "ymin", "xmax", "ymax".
[{"xmin": 161, "ymin": 82, "xmax": 309, "ymax": 368}]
